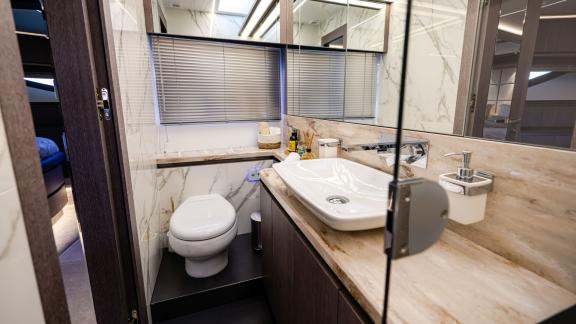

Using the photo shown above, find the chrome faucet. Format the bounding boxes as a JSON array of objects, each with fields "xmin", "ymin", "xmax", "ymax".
[{"xmin": 340, "ymin": 134, "xmax": 429, "ymax": 168}]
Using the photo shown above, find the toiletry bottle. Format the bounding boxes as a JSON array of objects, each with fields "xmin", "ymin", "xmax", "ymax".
[
  {"xmin": 297, "ymin": 143, "xmax": 306, "ymax": 156},
  {"xmin": 289, "ymin": 130, "xmax": 298, "ymax": 153}
]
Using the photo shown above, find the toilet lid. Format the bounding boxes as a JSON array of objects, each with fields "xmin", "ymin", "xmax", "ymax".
[{"xmin": 170, "ymin": 194, "xmax": 236, "ymax": 241}]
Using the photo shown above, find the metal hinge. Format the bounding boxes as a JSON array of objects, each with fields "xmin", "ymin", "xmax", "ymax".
[
  {"xmin": 128, "ymin": 309, "xmax": 138, "ymax": 324},
  {"xmin": 96, "ymin": 88, "xmax": 112, "ymax": 121},
  {"xmin": 385, "ymin": 178, "xmax": 449, "ymax": 260},
  {"xmin": 468, "ymin": 93, "xmax": 477, "ymax": 113}
]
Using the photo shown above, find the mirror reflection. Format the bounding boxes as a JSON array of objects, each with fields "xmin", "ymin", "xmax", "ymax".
[
  {"xmin": 293, "ymin": 0, "xmax": 389, "ymax": 51},
  {"xmin": 155, "ymin": 0, "xmax": 281, "ymax": 42},
  {"xmin": 471, "ymin": 0, "xmax": 576, "ymax": 149},
  {"xmin": 287, "ymin": 1, "xmax": 388, "ymax": 121},
  {"xmin": 286, "ymin": 0, "xmax": 576, "ymax": 151}
]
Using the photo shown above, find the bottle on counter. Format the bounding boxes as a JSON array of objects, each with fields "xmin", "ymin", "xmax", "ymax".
[
  {"xmin": 289, "ymin": 130, "xmax": 298, "ymax": 153},
  {"xmin": 297, "ymin": 143, "xmax": 306, "ymax": 157}
]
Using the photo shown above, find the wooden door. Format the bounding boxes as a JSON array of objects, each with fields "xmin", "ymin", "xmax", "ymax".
[
  {"xmin": 271, "ymin": 202, "xmax": 295, "ymax": 324},
  {"xmin": 338, "ymin": 291, "xmax": 371, "ymax": 324},
  {"xmin": 260, "ymin": 187, "xmax": 274, "ymax": 296},
  {"xmin": 24, "ymin": 0, "xmax": 146, "ymax": 322},
  {"xmin": 293, "ymin": 232, "xmax": 340, "ymax": 324}
]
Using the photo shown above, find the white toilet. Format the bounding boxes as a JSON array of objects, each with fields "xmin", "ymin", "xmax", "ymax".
[{"xmin": 168, "ymin": 194, "xmax": 238, "ymax": 278}]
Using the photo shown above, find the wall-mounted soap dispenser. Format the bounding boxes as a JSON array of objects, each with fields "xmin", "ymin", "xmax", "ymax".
[{"xmin": 439, "ymin": 151, "xmax": 493, "ymax": 225}]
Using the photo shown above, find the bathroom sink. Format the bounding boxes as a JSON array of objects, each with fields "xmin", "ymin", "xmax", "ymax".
[{"xmin": 272, "ymin": 158, "xmax": 391, "ymax": 231}]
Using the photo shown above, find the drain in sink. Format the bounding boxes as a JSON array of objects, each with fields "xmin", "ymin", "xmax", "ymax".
[{"xmin": 326, "ymin": 195, "xmax": 350, "ymax": 204}]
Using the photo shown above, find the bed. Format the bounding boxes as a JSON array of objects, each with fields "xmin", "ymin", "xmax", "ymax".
[{"xmin": 37, "ymin": 137, "xmax": 68, "ymax": 217}]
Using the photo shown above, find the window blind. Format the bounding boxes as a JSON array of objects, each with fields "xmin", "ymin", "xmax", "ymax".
[
  {"xmin": 151, "ymin": 35, "xmax": 281, "ymax": 124},
  {"xmin": 287, "ymin": 49, "xmax": 345, "ymax": 119},
  {"xmin": 286, "ymin": 48, "xmax": 380, "ymax": 119},
  {"xmin": 344, "ymin": 52, "xmax": 380, "ymax": 119}
]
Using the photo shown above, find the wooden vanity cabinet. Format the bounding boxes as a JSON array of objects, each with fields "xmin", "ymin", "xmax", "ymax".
[
  {"xmin": 260, "ymin": 186, "xmax": 371, "ymax": 324},
  {"xmin": 293, "ymin": 232, "xmax": 339, "ymax": 323},
  {"xmin": 338, "ymin": 291, "xmax": 372, "ymax": 324}
]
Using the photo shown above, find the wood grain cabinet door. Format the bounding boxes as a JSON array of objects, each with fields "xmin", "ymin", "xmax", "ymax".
[
  {"xmin": 338, "ymin": 291, "xmax": 371, "ymax": 324},
  {"xmin": 260, "ymin": 187, "xmax": 274, "ymax": 295},
  {"xmin": 271, "ymin": 201, "xmax": 295, "ymax": 324},
  {"xmin": 293, "ymin": 232, "xmax": 340, "ymax": 324}
]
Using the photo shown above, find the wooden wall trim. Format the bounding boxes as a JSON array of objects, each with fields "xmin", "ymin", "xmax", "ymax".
[
  {"xmin": 467, "ymin": 0, "xmax": 502, "ymax": 137},
  {"xmin": 571, "ymin": 120, "xmax": 576, "ymax": 150},
  {"xmin": 0, "ymin": 0, "xmax": 70, "ymax": 323},
  {"xmin": 507, "ymin": 0, "xmax": 543, "ymax": 141},
  {"xmin": 382, "ymin": 3, "xmax": 391, "ymax": 53},
  {"xmin": 143, "ymin": 0, "xmax": 154, "ymax": 33},
  {"xmin": 280, "ymin": 0, "xmax": 293, "ymax": 44},
  {"xmin": 453, "ymin": 0, "xmax": 481, "ymax": 135}
]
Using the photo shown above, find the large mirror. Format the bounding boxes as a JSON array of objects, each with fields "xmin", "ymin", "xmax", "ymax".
[
  {"xmin": 467, "ymin": 0, "xmax": 576, "ymax": 149},
  {"xmin": 286, "ymin": 0, "xmax": 576, "ymax": 151},
  {"xmin": 293, "ymin": 0, "xmax": 389, "ymax": 51},
  {"xmin": 287, "ymin": 0, "xmax": 389, "ymax": 120},
  {"xmin": 153, "ymin": 0, "xmax": 281, "ymax": 42}
]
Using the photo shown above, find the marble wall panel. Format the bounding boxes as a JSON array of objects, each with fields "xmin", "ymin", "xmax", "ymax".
[
  {"xmin": 0, "ymin": 105, "xmax": 45, "ymax": 323},
  {"xmin": 156, "ymin": 160, "xmax": 274, "ymax": 243},
  {"xmin": 108, "ymin": 0, "xmax": 161, "ymax": 303},
  {"xmin": 164, "ymin": 7, "xmax": 244, "ymax": 39},
  {"xmin": 378, "ymin": 0, "xmax": 469, "ymax": 134}
]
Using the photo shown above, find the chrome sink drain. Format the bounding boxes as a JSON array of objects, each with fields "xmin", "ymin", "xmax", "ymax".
[{"xmin": 326, "ymin": 195, "xmax": 350, "ymax": 204}]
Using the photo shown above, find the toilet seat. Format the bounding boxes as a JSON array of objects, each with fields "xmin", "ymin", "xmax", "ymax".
[{"xmin": 170, "ymin": 194, "xmax": 236, "ymax": 241}]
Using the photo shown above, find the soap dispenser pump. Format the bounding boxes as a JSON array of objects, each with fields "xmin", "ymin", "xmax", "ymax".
[
  {"xmin": 439, "ymin": 151, "xmax": 493, "ymax": 224},
  {"xmin": 444, "ymin": 151, "xmax": 473, "ymax": 181}
]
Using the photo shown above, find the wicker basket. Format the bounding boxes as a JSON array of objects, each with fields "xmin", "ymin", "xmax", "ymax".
[{"xmin": 258, "ymin": 142, "xmax": 281, "ymax": 149}]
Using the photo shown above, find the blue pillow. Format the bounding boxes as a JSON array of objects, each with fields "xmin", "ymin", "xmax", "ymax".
[{"xmin": 36, "ymin": 137, "xmax": 59, "ymax": 159}]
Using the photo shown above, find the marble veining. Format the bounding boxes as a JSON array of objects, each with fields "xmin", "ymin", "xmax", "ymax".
[
  {"xmin": 0, "ymin": 110, "xmax": 45, "ymax": 323},
  {"xmin": 285, "ymin": 115, "xmax": 576, "ymax": 294},
  {"xmin": 164, "ymin": 7, "xmax": 245, "ymax": 40},
  {"xmin": 109, "ymin": 0, "xmax": 162, "ymax": 303},
  {"xmin": 378, "ymin": 0, "xmax": 468, "ymax": 134},
  {"xmin": 294, "ymin": 3, "xmax": 385, "ymax": 51},
  {"xmin": 156, "ymin": 160, "xmax": 274, "ymax": 240},
  {"xmin": 261, "ymin": 168, "xmax": 576, "ymax": 323}
]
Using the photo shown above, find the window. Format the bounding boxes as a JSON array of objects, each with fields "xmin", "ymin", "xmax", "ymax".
[
  {"xmin": 151, "ymin": 35, "xmax": 281, "ymax": 124},
  {"xmin": 286, "ymin": 48, "xmax": 381, "ymax": 119},
  {"xmin": 344, "ymin": 52, "xmax": 380, "ymax": 119}
]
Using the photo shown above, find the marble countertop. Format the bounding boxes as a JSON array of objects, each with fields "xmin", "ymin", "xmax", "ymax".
[
  {"xmin": 260, "ymin": 168, "xmax": 576, "ymax": 323},
  {"xmin": 156, "ymin": 146, "xmax": 287, "ymax": 166}
]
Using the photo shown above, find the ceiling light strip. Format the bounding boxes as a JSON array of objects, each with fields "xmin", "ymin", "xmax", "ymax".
[
  {"xmin": 256, "ymin": 2, "xmax": 281, "ymax": 38},
  {"xmin": 313, "ymin": 0, "xmax": 388, "ymax": 10},
  {"xmin": 239, "ymin": 0, "xmax": 274, "ymax": 37},
  {"xmin": 540, "ymin": 14, "xmax": 576, "ymax": 19}
]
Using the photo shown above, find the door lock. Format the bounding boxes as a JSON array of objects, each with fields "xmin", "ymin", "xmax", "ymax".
[{"xmin": 96, "ymin": 88, "xmax": 112, "ymax": 121}]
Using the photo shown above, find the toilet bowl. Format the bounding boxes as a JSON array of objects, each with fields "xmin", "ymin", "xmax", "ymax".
[{"xmin": 168, "ymin": 194, "xmax": 237, "ymax": 278}]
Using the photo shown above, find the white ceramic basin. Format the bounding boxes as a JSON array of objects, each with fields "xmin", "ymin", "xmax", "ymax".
[{"xmin": 272, "ymin": 158, "xmax": 392, "ymax": 231}]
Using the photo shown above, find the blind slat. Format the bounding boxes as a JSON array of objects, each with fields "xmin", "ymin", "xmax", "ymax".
[
  {"xmin": 287, "ymin": 49, "xmax": 381, "ymax": 119},
  {"xmin": 152, "ymin": 35, "xmax": 281, "ymax": 124}
]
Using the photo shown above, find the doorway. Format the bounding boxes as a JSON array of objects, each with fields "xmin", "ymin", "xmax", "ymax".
[{"xmin": 2, "ymin": 0, "xmax": 147, "ymax": 323}]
